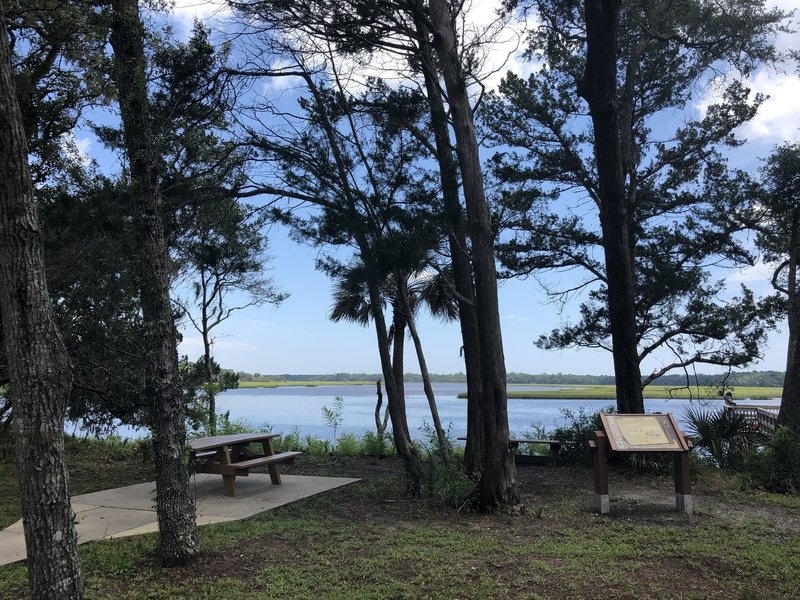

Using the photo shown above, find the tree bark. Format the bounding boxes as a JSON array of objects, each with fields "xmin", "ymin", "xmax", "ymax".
[
  {"xmin": 0, "ymin": 3, "xmax": 84, "ymax": 596},
  {"xmin": 374, "ymin": 379, "xmax": 389, "ymax": 435},
  {"xmin": 428, "ymin": 0, "xmax": 518, "ymax": 510},
  {"xmin": 110, "ymin": 0, "xmax": 199, "ymax": 566},
  {"xmin": 413, "ymin": 5, "xmax": 483, "ymax": 474},
  {"xmin": 201, "ymin": 297, "xmax": 217, "ymax": 434},
  {"xmin": 779, "ymin": 210, "xmax": 800, "ymax": 434},
  {"xmin": 367, "ymin": 274, "xmax": 423, "ymax": 494},
  {"xmin": 399, "ymin": 281, "xmax": 451, "ymax": 463},
  {"xmin": 579, "ymin": 0, "xmax": 644, "ymax": 414}
]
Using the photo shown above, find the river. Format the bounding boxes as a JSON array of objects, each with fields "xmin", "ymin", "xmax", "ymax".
[{"xmin": 97, "ymin": 382, "xmax": 779, "ymax": 441}]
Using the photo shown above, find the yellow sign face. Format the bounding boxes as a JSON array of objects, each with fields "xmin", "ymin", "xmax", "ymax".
[{"xmin": 600, "ymin": 414, "xmax": 687, "ymax": 452}]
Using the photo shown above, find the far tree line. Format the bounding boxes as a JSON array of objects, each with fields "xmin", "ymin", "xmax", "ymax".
[
  {"xmin": 1, "ymin": 1, "xmax": 799, "ymax": 599},
  {"xmin": 234, "ymin": 370, "xmax": 789, "ymax": 388}
]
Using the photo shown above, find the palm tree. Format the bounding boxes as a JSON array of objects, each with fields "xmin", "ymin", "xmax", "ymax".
[{"xmin": 330, "ymin": 262, "xmax": 459, "ymax": 463}]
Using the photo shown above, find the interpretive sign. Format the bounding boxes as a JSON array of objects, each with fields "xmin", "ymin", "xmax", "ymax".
[
  {"xmin": 600, "ymin": 413, "xmax": 689, "ymax": 452},
  {"xmin": 590, "ymin": 413, "xmax": 693, "ymax": 515}
]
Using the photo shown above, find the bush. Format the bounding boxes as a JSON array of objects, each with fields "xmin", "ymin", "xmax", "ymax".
[
  {"xmin": 275, "ymin": 426, "xmax": 303, "ymax": 452},
  {"xmin": 419, "ymin": 421, "xmax": 458, "ymax": 460},
  {"xmin": 303, "ymin": 435, "xmax": 331, "ymax": 456},
  {"xmin": 361, "ymin": 431, "xmax": 394, "ymax": 457},
  {"xmin": 422, "ymin": 452, "xmax": 476, "ymax": 510},
  {"xmin": 334, "ymin": 432, "xmax": 361, "ymax": 456},
  {"xmin": 519, "ymin": 422, "xmax": 552, "ymax": 455},
  {"xmin": 550, "ymin": 405, "xmax": 616, "ymax": 463},
  {"xmin": 683, "ymin": 405, "xmax": 763, "ymax": 469},
  {"xmin": 213, "ymin": 414, "xmax": 270, "ymax": 436},
  {"xmin": 742, "ymin": 427, "xmax": 800, "ymax": 493}
]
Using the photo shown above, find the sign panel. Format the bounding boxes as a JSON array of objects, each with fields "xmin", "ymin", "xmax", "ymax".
[{"xmin": 600, "ymin": 413, "xmax": 688, "ymax": 452}]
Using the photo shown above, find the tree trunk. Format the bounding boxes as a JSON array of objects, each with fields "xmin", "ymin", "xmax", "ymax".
[
  {"xmin": 779, "ymin": 211, "xmax": 800, "ymax": 434},
  {"xmin": 202, "ymin": 319, "xmax": 217, "ymax": 434},
  {"xmin": 367, "ymin": 275, "xmax": 423, "ymax": 494},
  {"xmin": 413, "ymin": 6, "xmax": 483, "ymax": 474},
  {"xmin": 579, "ymin": 0, "xmax": 644, "ymax": 414},
  {"xmin": 374, "ymin": 379, "xmax": 389, "ymax": 435},
  {"xmin": 110, "ymin": 0, "xmax": 199, "ymax": 566},
  {"xmin": 0, "ymin": 6, "xmax": 84, "ymax": 596},
  {"xmin": 428, "ymin": 0, "xmax": 518, "ymax": 510},
  {"xmin": 399, "ymin": 282, "xmax": 451, "ymax": 463}
]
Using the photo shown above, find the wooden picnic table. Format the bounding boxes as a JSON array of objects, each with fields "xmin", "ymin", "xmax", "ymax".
[{"xmin": 188, "ymin": 433, "xmax": 301, "ymax": 497}]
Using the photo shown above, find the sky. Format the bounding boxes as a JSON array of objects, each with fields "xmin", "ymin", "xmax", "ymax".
[{"xmin": 87, "ymin": 0, "xmax": 800, "ymax": 377}]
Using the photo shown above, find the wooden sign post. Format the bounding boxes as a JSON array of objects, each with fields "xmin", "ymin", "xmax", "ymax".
[{"xmin": 590, "ymin": 413, "xmax": 693, "ymax": 514}]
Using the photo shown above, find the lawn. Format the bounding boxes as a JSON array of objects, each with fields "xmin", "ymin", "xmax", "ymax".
[{"xmin": 1, "ymin": 441, "xmax": 798, "ymax": 599}]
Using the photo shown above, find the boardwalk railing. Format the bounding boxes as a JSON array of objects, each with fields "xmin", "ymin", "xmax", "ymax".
[{"xmin": 724, "ymin": 404, "xmax": 780, "ymax": 434}]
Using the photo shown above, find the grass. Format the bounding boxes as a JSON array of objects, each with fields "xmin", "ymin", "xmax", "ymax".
[
  {"xmin": 240, "ymin": 380, "xmax": 783, "ymax": 400},
  {"xmin": 1, "ymin": 443, "xmax": 799, "ymax": 599},
  {"xmin": 502, "ymin": 384, "xmax": 783, "ymax": 401},
  {"xmin": 237, "ymin": 380, "xmax": 373, "ymax": 389}
]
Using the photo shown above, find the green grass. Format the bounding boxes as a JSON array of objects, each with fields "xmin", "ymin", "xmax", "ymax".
[
  {"xmin": 2, "ymin": 445, "xmax": 799, "ymax": 599},
  {"xmin": 237, "ymin": 380, "xmax": 373, "ymax": 388},
  {"xmin": 500, "ymin": 384, "xmax": 783, "ymax": 401},
  {"xmin": 240, "ymin": 380, "xmax": 783, "ymax": 400}
]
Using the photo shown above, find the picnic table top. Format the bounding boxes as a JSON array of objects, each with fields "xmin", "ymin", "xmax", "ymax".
[{"xmin": 189, "ymin": 433, "xmax": 278, "ymax": 452}]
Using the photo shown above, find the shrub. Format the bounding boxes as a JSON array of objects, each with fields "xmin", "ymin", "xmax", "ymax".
[
  {"xmin": 519, "ymin": 422, "xmax": 552, "ymax": 455},
  {"xmin": 334, "ymin": 432, "xmax": 361, "ymax": 456},
  {"xmin": 361, "ymin": 430, "xmax": 393, "ymax": 457},
  {"xmin": 421, "ymin": 452, "xmax": 476, "ymax": 510},
  {"xmin": 742, "ymin": 427, "xmax": 800, "ymax": 493},
  {"xmin": 275, "ymin": 426, "xmax": 302, "ymax": 451},
  {"xmin": 683, "ymin": 405, "xmax": 764, "ymax": 469},
  {"xmin": 213, "ymin": 414, "xmax": 270, "ymax": 436},
  {"xmin": 303, "ymin": 435, "xmax": 331, "ymax": 456},
  {"xmin": 551, "ymin": 405, "xmax": 616, "ymax": 463},
  {"xmin": 419, "ymin": 421, "xmax": 458, "ymax": 460}
]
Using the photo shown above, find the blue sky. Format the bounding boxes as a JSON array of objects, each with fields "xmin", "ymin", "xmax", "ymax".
[{"xmin": 85, "ymin": 1, "xmax": 800, "ymax": 377}]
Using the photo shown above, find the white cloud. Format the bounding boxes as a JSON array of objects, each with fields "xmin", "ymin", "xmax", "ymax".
[
  {"xmin": 178, "ymin": 334, "xmax": 259, "ymax": 358},
  {"xmin": 742, "ymin": 70, "xmax": 800, "ymax": 142},
  {"xmin": 59, "ymin": 133, "xmax": 92, "ymax": 166},
  {"xmin": 171, "ymin": 0, "xmax": 229, "ymax": 22},
  {"xmin": 166, "ymin": 0, "xmax": 231, "ymax": 40}
]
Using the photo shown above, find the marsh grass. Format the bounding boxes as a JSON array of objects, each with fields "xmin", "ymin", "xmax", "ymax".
[{"xmin": 502, "ymin": 385, "xmax": 783, "ymax": 401}]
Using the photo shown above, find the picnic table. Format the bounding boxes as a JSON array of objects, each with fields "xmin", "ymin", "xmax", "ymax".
[{"xmin": 189, "ymin": 433, "xmax": 301, "ymax": 497}]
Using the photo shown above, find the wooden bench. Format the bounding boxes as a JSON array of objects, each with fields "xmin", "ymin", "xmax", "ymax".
[{"xmin": 458, "ymin": 436, "xmax": 576, "ymax": 464}]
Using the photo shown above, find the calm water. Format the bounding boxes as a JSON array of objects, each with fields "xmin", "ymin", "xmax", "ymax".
[{"xmin": 106, "ymin": 382, "xmax": 779, "ymax": 441}]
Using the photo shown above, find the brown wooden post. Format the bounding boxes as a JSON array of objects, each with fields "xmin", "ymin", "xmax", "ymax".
[
  {"xmin": 674, "ymin": 438, "xmax": 692, "ymax": 514},
  {"xmin": 591, "ymin": 430, "xmax": 610, "ymax": 513},
  {"xmin": 262, "ymin": 438, "xmax": 282, "ymax": 485}
]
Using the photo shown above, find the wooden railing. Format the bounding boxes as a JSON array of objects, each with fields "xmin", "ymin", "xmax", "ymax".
[{"xmin": 724, "ymin": 405, "xmax": 780, "ymax": 434}]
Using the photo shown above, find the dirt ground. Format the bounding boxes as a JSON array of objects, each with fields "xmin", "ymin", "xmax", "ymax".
[{"xmin": 283, "ymin": 454, "xmax": 800, "ymax": 529}]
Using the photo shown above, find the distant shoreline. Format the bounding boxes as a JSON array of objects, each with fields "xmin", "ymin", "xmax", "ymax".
[{"xmin": 236, "ymin": 380, "xmax": 782, "ymax": 401}]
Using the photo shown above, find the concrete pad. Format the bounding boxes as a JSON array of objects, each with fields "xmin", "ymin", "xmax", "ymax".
[
  {"xmin": 0, "ymin": 530, "xmax": 26, "ymax": 565},
  {"xmin": 193, "ymin": 474, "xmax": 358, "ymax": 520},
  {"xmin": 73, "ymin": 505, "xmax": 159, "ymax": 542},
  {"xmin": 73, "ymin": 481, "xmax": 157, "ymax": 512},
  {"xmin": 0, "ymin": 473, "xmax": 358, "ymax": 567}
]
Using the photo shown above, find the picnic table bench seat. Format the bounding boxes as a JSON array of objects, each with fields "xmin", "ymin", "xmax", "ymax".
[{"xmin": 229, "ymin": 451, "xmax": 302, "ymax": 470}]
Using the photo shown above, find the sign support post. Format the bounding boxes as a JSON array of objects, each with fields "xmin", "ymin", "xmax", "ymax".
[
  {"xmin": 591, "ymin": 413, "xmax": 693, "ymax": 515},
  {"xmin": 590, "ymin": 430, "xmax": 609, "ymax": 513}
]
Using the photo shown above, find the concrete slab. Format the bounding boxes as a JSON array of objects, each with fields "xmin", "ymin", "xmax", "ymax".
[
  {"xmin": 0, "ymin": 473, "xmax": 358, "ymax": 567},
  {"xmin": 73, "ymin": 505, "xmax": 160, "ymax": 542},
  {"xmin": 0, "ymin": 530, "xmax": 26, "ymax": 565}
]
